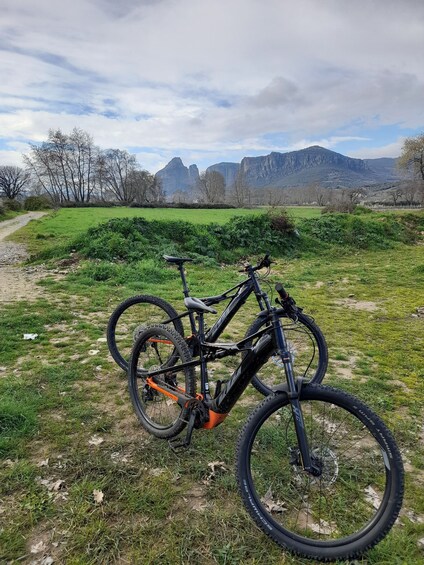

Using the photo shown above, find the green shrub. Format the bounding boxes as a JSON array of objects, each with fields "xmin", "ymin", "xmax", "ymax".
[
  {"xmin": 24, "ymin": 195, "xmax": 52, "ymax": 211},
  {"xmin": 267, "ymin": 208, "xmax": 297, "ymax": 234},
  {"xmin": 322, "ymin": 202, "xmax": 357, "ymax": 214},
  {"xmin": 299, "ymin": 213, "xmax": 416, "ymax": 249},
  {"xmin": 353, "ymin": 206, "xmax": 374, "ymax": 215},
  {"xmin": 2, "ymin": 199, "xmax": 22, "ymax": 211},
  {"xmin": 63, "ymin": 212, "xmax": 300, "ymax": 265},
  {"xmin": 33, "ymin": 209, "xmax": 423, "ymax": 268}
]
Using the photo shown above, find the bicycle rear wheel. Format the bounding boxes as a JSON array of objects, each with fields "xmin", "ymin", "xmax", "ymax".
[
  {"xmin": 107, "ymin": 295, "xmax": 185, "ymax": 372},
  {"xmin": 237, "ymin": 385, "xmax": 403, "ymax": 561},
  {"xmin": 245, "ymin": 310, "xmax": 328, "ymax": 395},
  {"xmin": 128, "ymin": 324, "xmax": 195, "ymax": 439}
]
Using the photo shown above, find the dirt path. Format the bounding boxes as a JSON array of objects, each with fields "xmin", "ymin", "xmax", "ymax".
[{"xmin": 0, "ymin": 211, "xmax": 49, "ymax": 303}]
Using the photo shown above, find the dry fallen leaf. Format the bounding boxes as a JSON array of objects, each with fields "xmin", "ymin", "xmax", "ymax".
[
  {"xmin": 203, "ymin": 460, "xmax": 229, "ymax": 483},
  {"xmin": 261, "ymin": 487, "xmax": 286, "ymax": 513},
  {"xmin": 149, "ymin": 467, "xmax": 165, "ymax": 477},
  {"xmin": 93, "ymin": 489, "xmax": 104, "ymax": 504},
  {"xmin": 30, "ymin": 540, "xmax": 46, "ymax": 554},
  {"xmin": 36, "ymin": 477, "xmax": 65, "ymax": 492},
  {"xmin": 37, "ymin": 458, "xmax": 49, "ymax": 467},
  {"xmin": 52, "ymin": 479, "xmax": 65, "ymax": 492},
  {"xmin": 88, "ymin": 435, "xmax": 104, "ymax": 446},
  {"xmin": 364, "ymin": 485, "xmax": 381, "ymax": 510},
  {"xmin": 310, "ymin": 519, "xmax": 337, "ymax": 535}
]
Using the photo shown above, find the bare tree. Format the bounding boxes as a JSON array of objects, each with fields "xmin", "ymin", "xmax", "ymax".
[
  {"xmin": 230, "ymin": 170, "xmax": 251, "ymax": 207},
  {"xmin": 390, "ymin": 187, "xmax": 404, "ymax": 206},
  {"xmin": 398, "ymin": 133, "xmax": 424, "ymax": 182},
  {"xmin": 132, "ymin": 170, "xmax": 165, "ymax": 204},
  {"xmin": 307, "ymin": 183, "xmax": 331, "ymax": 206},
  {"xmin": 401, "ymin": 181, "xmax": 418, "ymax": 206},
  {"xmin": 172, "ymin": 189, "xmax": 191, "ymax": 204},
  {"xmin": 197, "ymin": 170, "xmax": 226, "ymax": 203},
  {"xmin": 261, "ymin": 187, "xmax": 286, "ymax": 207},
  {"xmin": 98, "ymin": 149, "xmax": 139, "ymax": 203},
  {"xmin": 0, "ymin": 166, "xmax": 30, "ymax": 199},
  {"xmin": 24, "ymin": 128, "xmax": 98, "ymax": 203}
]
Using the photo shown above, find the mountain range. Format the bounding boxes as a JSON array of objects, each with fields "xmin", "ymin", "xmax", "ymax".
[{"xmin": 155, "ymin": 146, "xmax": 400, "ymax": 195}]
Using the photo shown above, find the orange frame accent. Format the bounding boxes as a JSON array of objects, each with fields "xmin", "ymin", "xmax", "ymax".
[
  {"xmin": 145, "ymin": 377, "xmax": 179, "ymax": 401},
  {"xmin": 145, "ymin": 378, "xmax": 226, "ymax": 429},
  {"xmin": 147, "ymin": 338, "xmax": 173, "ymax": 345},
  {"xmin": 202, "ymin": 410, "xmax": 228, "ymax": 429}
]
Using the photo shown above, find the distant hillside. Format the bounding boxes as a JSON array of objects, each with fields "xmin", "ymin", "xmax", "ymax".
[{"xmin": 155, "ymin": 146, "xmax": 400, "ymax": 194}]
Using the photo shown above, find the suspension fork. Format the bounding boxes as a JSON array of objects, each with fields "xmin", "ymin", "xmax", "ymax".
[{"xmin": 271, "ymin": 309, "xmax": 320, "ymax": 476}]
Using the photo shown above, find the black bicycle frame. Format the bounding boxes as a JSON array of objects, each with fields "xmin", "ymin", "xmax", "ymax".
[
  {"xmin": 146, "ymin": 306, "xmax": 317, "ymax": 473},
  {"xmin": 205, "ymin": 278, "xmax": 256, "ymax": 342},
  {"xmin": 170, "ymin": 264, "xmax": 267, "ymax": 341}
]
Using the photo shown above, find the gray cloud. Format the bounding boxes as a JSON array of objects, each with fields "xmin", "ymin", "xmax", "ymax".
[
  {"xmin": 0, "ymin": 0, "xmax": 423, "ymax": 169},
  {"xmin": 247, "ymin": 77, "xmax": 304, "ymax": 109}
]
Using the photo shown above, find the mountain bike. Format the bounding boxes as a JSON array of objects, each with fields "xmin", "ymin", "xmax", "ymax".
[
  {"xmin": 128, "ymin": 282, "xmax": 403, "ymax": 561},
  {"xmin": 107, "ymin": 254, "xmax": 328, "ymax": 394}
]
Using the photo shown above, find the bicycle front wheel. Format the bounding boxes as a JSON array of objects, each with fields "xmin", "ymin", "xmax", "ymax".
[
  {"xmin": 107, "ymin": 295, "xmax": 185, "ymax": 372},
  {"xmin": 245, "ymin": 310, "xmax": 328, "ymax": 395},
  {"xmin": 128, "ymin": 324, "xmax": 195, "ymax": 439},
  {"xmin": 236, "ymin": 385, "xmax": 403, "ymax": 561}
]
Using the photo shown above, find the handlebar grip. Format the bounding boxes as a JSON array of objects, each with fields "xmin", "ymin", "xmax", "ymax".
[{"xmin": 275, "ymin": 283, "xmax": 289, "ymax": 299}]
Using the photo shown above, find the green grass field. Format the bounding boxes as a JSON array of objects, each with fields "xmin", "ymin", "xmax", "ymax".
[
  {"xmin": 0, "ymin": 208, "xmax": 423, "ymax": 564},
  {"xmin": 12, "ymin": 206, "xmax": 321, "ymax": 254}
]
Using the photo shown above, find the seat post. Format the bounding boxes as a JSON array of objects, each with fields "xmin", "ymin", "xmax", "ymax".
[
  {"xmin": 179, "ymin": 264, "xmax": 197, "ymax": 334},
  {"xmin": 178, "ymin": 264, "xmax": 190, "ymax": 298}
]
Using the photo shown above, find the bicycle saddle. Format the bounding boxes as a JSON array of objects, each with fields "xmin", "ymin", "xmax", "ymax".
[
  {"xmin": 163, "ymin": 255, "xmax": 193, "ymax": 264},
  {"xmin": 184, "ymin": 297, "xmax": 217, "ymax": 314}
]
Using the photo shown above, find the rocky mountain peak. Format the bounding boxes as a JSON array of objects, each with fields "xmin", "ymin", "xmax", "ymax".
[{"xmin": 155, "ymin": 147, "xmax": 399, "ymax": 194}]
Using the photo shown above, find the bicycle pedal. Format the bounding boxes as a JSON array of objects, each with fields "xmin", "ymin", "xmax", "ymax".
[{"xmin": 168, "ymin": 437, "xmax": 191, "ymax": 453}]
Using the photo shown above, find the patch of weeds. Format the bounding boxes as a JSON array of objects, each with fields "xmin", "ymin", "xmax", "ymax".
[
  {"xmin": 67, "ymin": 517, "xmax": 122, "ymax": 562},
  {"xmin": 0, "ymin": 300, "xmax": 74, "ymax": 364},
  {"xmin": 366, "ymin": 522, "xmax": 424, "ymax": 564},
  {"xmin": 0, "ymin": 409, "xmax": 38, "ymax": 461},
  {"xmin": 412, "ymin": 263, "xmax": 424, "ymax": 276},
  {"xmin": 91, "ymin": 416, "xmax": 114, "ymax": 433},
  {"xmin": 334, "ymin": 353, "xmax": 348, "ymax": 361},
  {"xmin": 0, "ymin": 381, "xmax": 41, "ymax": 458},
  {"xmin": 1, "ymin": 460, "xmax": 40, "ymax": 494}
]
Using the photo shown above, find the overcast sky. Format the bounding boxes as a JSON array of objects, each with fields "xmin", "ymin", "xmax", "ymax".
[{"xmin": 1, "ymin": 0, "xmax": 423, "ymax": 172}]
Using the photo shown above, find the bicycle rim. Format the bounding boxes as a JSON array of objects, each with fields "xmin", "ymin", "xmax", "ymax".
[
  {"xmin": 238, "ymin": 387, "xmax": 403, "ymax": 558},
  {"xmin": 129, "ymin": 325, "xmax": 194, "ymax": 437},
  {"xmin": 108, "ymin": 295, "xmax": 184, "ymax": 372}
]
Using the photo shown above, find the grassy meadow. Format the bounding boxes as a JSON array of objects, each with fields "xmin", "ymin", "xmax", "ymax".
[
  {"xmin": 11, "ymin": 206, "xmax": 321, "ymax": 255},
  {"xmin": 0, "ymin": 207, "xmax": 423, "ymax": 564}
]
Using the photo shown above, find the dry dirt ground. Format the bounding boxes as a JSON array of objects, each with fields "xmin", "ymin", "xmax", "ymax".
[{"xmin": 0, "ymin": 212, "xmax": 49, "ymax": 303}]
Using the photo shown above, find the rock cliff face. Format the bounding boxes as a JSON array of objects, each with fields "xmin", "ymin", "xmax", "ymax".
[
  {"xmin": 155, "ymin": 158, "xmax": 199, "ymax": 194},
  {"xmin": 155, "ymin": 147, "xmax": 399, "ymax": 194},
  {"xmin": 241, "ymin": 146, "xmax": 372, "ymax": 188},
  {"xmin": 206, "ymin": 162, "xmax": 240, "ymax": 187}
]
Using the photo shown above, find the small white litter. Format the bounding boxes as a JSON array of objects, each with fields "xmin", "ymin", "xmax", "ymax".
[{"xmin": 23, "ymin": 333, "xmax": 38, "ymax": 340}]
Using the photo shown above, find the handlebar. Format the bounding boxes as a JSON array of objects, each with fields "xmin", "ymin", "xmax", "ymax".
[
  {"xmin": 275, "ymin": 282, "xmax": 289, "ymax": 300},
  {"xmin": 239, "ymin": 254, "xmax": 273, "ymax": 273}
]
